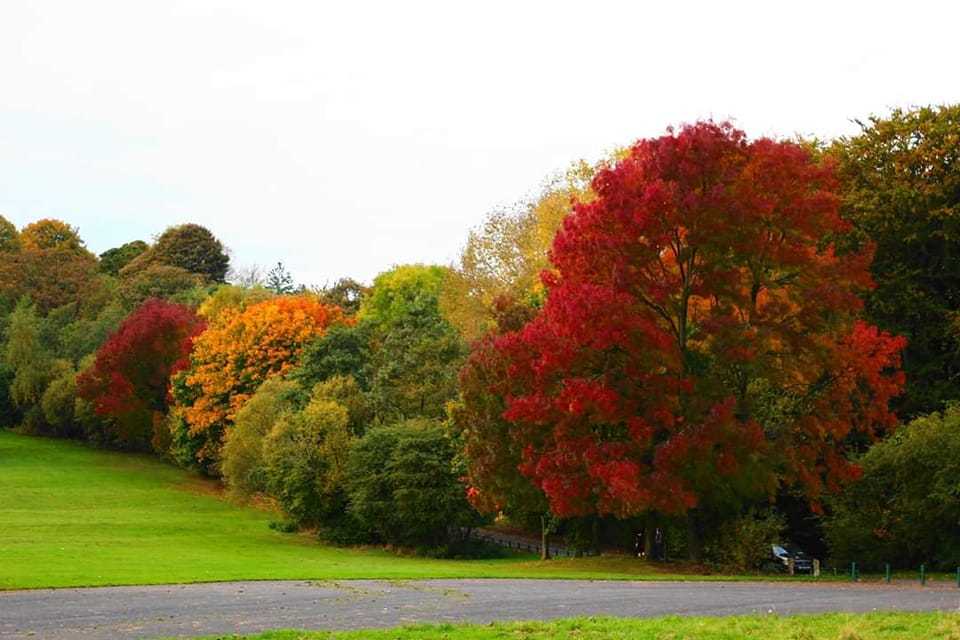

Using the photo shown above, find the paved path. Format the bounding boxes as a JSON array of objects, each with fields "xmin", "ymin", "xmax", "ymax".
[{"xmin": 1, "ymin": 579, "xmax": 958, "ymax": 639}]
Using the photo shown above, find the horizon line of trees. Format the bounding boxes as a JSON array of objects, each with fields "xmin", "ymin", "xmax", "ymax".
[{"xmin": 2, "ymin": 103, "xmax": 959, "ymax": 568}]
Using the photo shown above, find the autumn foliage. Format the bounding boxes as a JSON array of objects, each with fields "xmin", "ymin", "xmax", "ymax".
[
  {"xmin": 77, "ymin": 298, "xmax": 205, "ymax": 449},
  {"xmin": 470, "ymin": 122, "xmax": 906, "ymax": 526},
  {"xmin": 174, "ymin": 295, "xmax": 349, "ymax": 463}
]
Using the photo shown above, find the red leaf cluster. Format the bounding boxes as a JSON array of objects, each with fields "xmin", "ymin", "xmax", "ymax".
[
  {"xmin": 78, "ymin": 298, "xmax": 205, "ymax": 445},
  {"xmin": 484, "ymin": 122, "xmax": 906, "ymax": 519}
]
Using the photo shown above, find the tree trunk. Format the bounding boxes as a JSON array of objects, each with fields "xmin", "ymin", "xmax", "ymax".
[
  {"xmin": 644, "ymin": 514, "xmax": 656, "ymax": 559},
  {"xmin": 540, "ymin": 515, "xmax": 551, "ymax": 560}
]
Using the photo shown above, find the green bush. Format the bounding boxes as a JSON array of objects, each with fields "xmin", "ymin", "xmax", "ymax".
[
  {"xmin": 703, "ymin": 510, "xmax": 785, "ymax": 572},
  {"xmin": 0, "ymin": 361, "xmax": 19, "ymax": 428},
  {"xmin": 347, "ymin": 419, "xmax": 484, "ymax": 548},
  {"xmin": 262, "ymin": 397, "xmax": 354, "ymax": 527},
  {"xmin": 309, "ymin": 375, "xmax": 371, "ymax": 436},
  {"xmin": 825, "ymin": 406, "xmax": 960, "ymax": 570},
  {"xmin": 40, "ymin": 363, "xmax": 80, "ymax": 438},
  {"xmin": 292, "ymin": 324, "xmax": 371, "ymax": 391},
  {"xmin": 221, "ymin": 378, "xmax": 298, "ymax": 499},
  {"xmin": 167, "ymin": 411, "xmax": 207, "ymax": 470}
]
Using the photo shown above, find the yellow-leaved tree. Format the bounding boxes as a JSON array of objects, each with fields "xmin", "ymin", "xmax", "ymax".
[{"xmin": 440, "ymin": 159, "xmax": 600, "ymax": 341}]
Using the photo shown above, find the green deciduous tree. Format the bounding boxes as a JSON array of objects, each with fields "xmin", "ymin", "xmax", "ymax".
[
  {"xmin": 360, "ymin": 265, "xmax": 466, "ymax": 422},
  {"xmin": 0, "ymin": 215, "xmax": 19, "ymax": 253},
  {"xmin": 2, "ymin": 299, "xmax": 57, "ymax": 433},
  {"xmin": 221, "ymin": 377, "xmax": 299, "ymax": 499},
  {"xmin": 834, "ymin": 104, "xmax": 960, "ymax": 417},
  {"xmin": 346, "ymin": 419, "xmax": 483, "ymax": 548},
  {"xmin": 309, "ymin": 375, "xmax": 371, "ymax": 436},
  {"xmin": 825, "ymin": 405, "xmax": 960, "ymax": 569},
  {"xmin": 40, "ymin": 363, "xmax": 80, "ymax": 438},
  {"xmin": 121, "ymin": 223, "xmax": 230, "ymax": 284},
  {"xmin": 262, "ymin": 397, "xmax": 354, "ymax": 527},
  {"xmin": 315, "ymin": 278, "xmax": 368, "ymax": 316},
  {"xmin": 293, "ymin": 324, "xmax": 372, "ymax": 391},
  {"xmin": 152, "ymin": 223, "xmax": 230, "ymax": 283},
  {"xmin": 99, "ymin": 240, "xmax": 148, "ymax": 276},
  {"xmin": 119, "ymin": 264, "xmax": 203, "ymax": 308},
  {"xmin": 4, "ymin": 299, "xmax": 51, "ymax": 409},
  {"xmin": 197, "ymin": 284, "xmax": 275, "ymax": 325}
]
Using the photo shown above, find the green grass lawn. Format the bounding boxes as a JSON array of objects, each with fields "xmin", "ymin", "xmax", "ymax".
[
  {"xmin": 0, "ymin": 430, "xmax": 945, "ymax": 591},
  {"xmin": 0, "ymin": 429, "xmax": 763, "ymax": 590},
  {"xmin": 183, "ymin": 613, "xmax": 960, "ymax": 639}
]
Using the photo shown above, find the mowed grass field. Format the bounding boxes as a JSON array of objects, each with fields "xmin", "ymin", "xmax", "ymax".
[
  {"xmin": 1, "ymin": 429, "xmax": 764, "ymax": 590},
  {"xmin": 187, "ymin": 613, "xmax": 960, "ymax": 640}
]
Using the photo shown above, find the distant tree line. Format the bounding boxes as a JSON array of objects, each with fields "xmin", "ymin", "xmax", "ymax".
[{"xmin": 2, "ymin": 104, "xmax": 959, "ymax": 567}]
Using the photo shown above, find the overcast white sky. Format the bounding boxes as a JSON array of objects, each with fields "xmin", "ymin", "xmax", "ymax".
[{"xmin": 1, "ymin": 1, "xmax": 957, "ymax": 285}]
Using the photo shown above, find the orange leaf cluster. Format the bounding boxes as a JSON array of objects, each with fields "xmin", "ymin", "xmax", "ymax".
[{"xmin": 178, "ymin": 295, "xmax": 349, "ymax": 458}]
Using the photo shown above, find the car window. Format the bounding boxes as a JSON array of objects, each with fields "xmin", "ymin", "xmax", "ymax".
[{"xmin": 772, "ymin": 545, "xmax": 787, "ymax": 555}]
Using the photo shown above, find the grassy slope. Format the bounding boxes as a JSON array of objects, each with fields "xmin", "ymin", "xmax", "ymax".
[
  {"xmin": 2, "ymin": 430, "xmax": 942, "ymax": 591},
  {"xmin": 0, "ymin": 430, "xmax": 747, "ymax": 589},
  {"xmin": 187, "ymin": 613, "xmax": 960, "ymax": 640}
]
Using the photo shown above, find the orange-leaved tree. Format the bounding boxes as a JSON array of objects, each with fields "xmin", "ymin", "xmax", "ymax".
[{"xmin": 171, "ymin": 294, "xmax": 349, "ymax": 467}]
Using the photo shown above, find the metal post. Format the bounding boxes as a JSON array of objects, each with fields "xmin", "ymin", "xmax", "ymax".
[
  {"xmin": 851, "ymin": 562, "xmax": 857, "ymax": 581},
  {"xmin": 813, "ymin": 559, "xmax": 820, "ymax": 578},
  {"xmin": 920, "ymin": 564, "xmax": 926, "ymax": 586},
  {"xmin": 788, "ymin": 558, "xmax": 795, "ymax": 576},
  {"xmin": 885, "ymin": 564, "xmax": 891, "ymax": 584}
]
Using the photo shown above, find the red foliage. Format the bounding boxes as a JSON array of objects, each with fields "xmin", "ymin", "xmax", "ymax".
[
  {"xmin": 488, "ymin": 122, "xmax": 906, "ymax": 519},
  {"xmin": 78, "ymin": 298, "xmax": 206, "ymax": 448}
]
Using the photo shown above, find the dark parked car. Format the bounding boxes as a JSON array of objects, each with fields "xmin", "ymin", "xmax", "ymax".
[{"xmin": 762, "ymin": 543, "xmax": 813, "ymax": 574}]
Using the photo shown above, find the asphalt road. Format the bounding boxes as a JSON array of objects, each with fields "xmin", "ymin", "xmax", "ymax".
[{"xmin": 1, "ymin": 579, "xmax": 958, "ymax": 639}]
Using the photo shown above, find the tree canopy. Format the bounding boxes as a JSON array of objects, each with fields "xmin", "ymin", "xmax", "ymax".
[
  {"xmin": 99, "ymin": 240, "xmax": 148, "ymax": 276},
  {"xmin": 834, "ymin": 105, "xmax": 960, "ymax": 417},
  {"xmin": 471, "ymin": 122, "xmax": 905, "ymax": 558},
  {"xmin": 77, "ymin": 299, "xmax": 205, "ymax": 450},
  {"xmin": 173, "ymin": 295, "xmax": 348, "ymax": 465}
]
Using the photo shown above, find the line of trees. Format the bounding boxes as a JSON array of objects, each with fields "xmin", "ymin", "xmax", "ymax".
[{"xmin": 2, "ymin": 104, "xmax": 958, "ymax": 567}]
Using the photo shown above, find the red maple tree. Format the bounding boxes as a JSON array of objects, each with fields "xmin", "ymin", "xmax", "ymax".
[
  {"xmin": 78, "ymin": 298, "xmax": 206, "ymax": 449},
  {"xmin": 478, "ymin": 122, "xmax": 905, "ymax": 540}
]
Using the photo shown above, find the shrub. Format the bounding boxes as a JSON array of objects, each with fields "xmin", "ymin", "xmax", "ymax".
[
  {"xmin": 825, "ymin": 406, "xmax": 960, "ymax": 569},
  {"xmin": 309, "ymin": 375, "xmax": 371, "ymax": 436},
  {"xmin": 167, "ymin": 411, "xmax": 205, "ymax": 468},
  {"xmin": 347, "ymin": 419, "xmax": 483, "ymax": 547},
  {"xmin": 0, "ymin": 361, "xmax": 19, "ymax": 428},
  {"xmin": 221, "ymin": 378, "xmax": 299, "ymax": 499},
  {"xmin": 702, "ymin": 510, "xmax": 785, "ymax": 572},
  {"xmin": 40, "ymin": 363, "xmax": 80, "ymax": 438},
  {"xmin": 262, "ymin": 398, "xmax": 353, "ymax": 527},
  {"xmin": 293, "ymin": 324, "xmax": 371, "ymax": 391}
]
